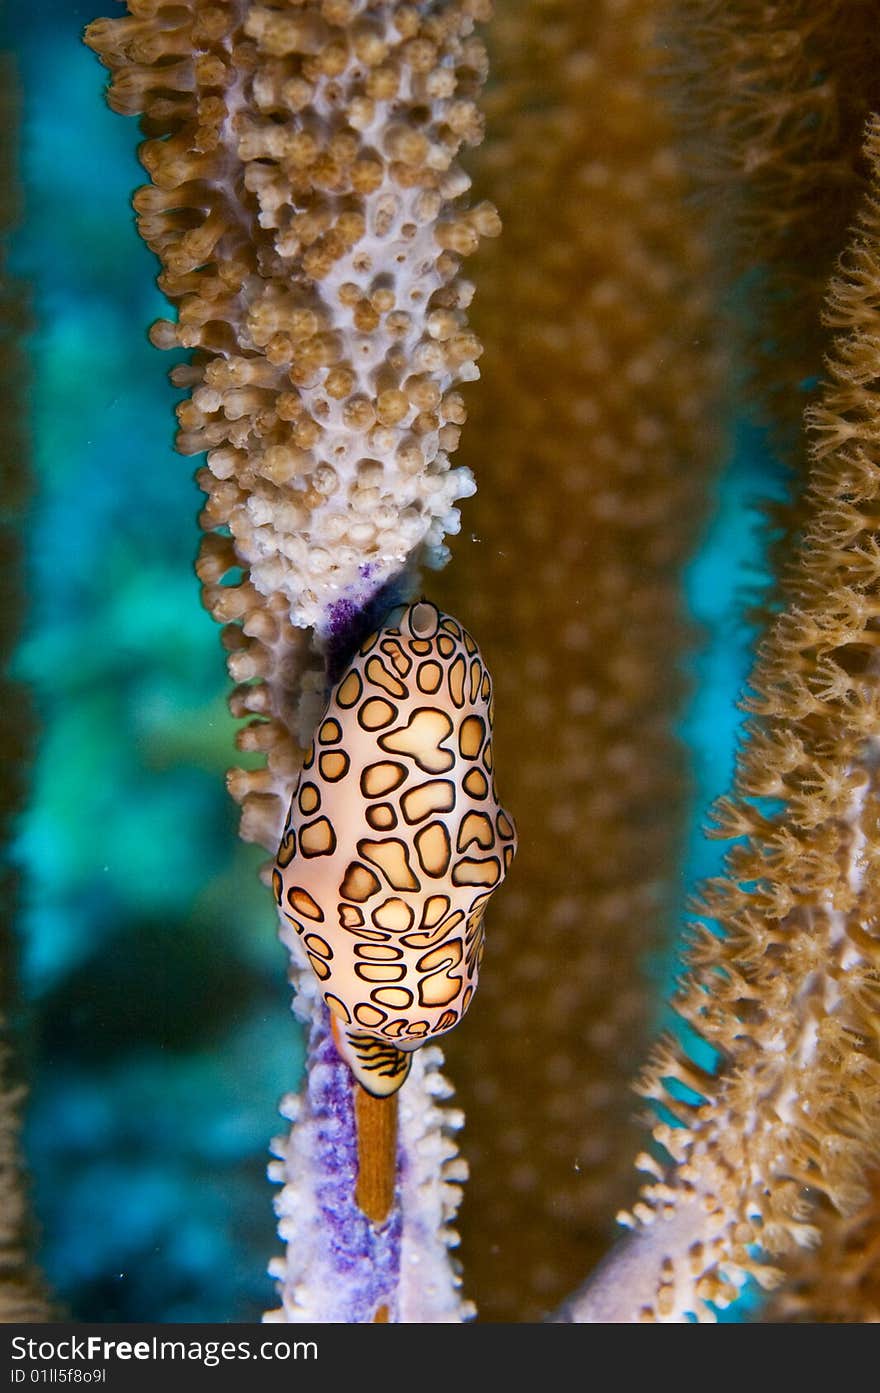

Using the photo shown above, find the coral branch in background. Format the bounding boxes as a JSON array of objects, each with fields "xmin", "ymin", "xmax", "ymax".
[
  {"xmin": 434, "ymin": 0, "xmax": 721, "ymax": 1321},
  {"xmin": 0, "ymin": 55, "xmax": 54, "ymax": 1323},
  {"xmin": 669, "ymin": 0, "xmax": 880, "ymax": 457},
  {"xmin": 85, "ymin": 0, "xmax": 498, "ymax": 1321},
  {"xmin": 569, "ymin": 114, "xmax": 880, "ymax": 1323}
]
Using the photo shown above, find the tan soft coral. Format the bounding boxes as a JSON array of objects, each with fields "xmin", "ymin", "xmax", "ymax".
[
  {"xmin": 435, "ymin": 0, "xmax": 720, "ymax": 1322},
  {"xmin": 85, "ymin": 0, "xmax": 499, "ymax": 858},
  {"xmin": 588, "ymin": 115, "xmax": 880, "ymax": 1322},
  {"xmin": 669, "ymin": 0, "xmax": 880, "ymax": 456},
  {"xmin": 766, "ymin": 1171, "xmax": 880, "ymax": 1321}
]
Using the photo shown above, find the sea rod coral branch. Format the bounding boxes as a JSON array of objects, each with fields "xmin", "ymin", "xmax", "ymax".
[
  {"xmin": 667, "ymin": 0, "xmax": 880, "ymax": 458},
  {"xmin": 84, "ymin": 0, "xmax": 499, "ymax": 854},
  {"xmin": 84, "ymin": 0, "xmax": 497, "ymax": 1322},
  {"xmin": 436, "ymin": 0, "xmax": 720, "ymax": 1321},
  {"xmin": 558, "ymin": 114, "xmax": 880, "ymax": 1324}
]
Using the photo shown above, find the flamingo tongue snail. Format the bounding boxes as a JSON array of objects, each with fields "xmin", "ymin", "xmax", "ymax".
[{"xmin": 272, "ymin": 600, "xmax": 517, "ymax": 1097}]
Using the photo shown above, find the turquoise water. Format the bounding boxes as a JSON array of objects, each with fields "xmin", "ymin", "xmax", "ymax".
[
  {"xmin": 4, "ymin": 2, "xmax": 301, "ymax": 1321},
  {"xmin": 3, "ymin": 4, "xmax": 782, "ymax": 1322}
]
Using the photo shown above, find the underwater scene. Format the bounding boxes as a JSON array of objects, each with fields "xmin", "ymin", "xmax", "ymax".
[{"xmin": 4, "ymin": 0, "xmax": 875, "ymax": 1324}]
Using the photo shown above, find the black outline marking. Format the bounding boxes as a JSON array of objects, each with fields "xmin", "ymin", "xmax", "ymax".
[
  {"xmin": 343, "ymin": 923, "xmax": 392, "ymax": 943},
  {"xmin": 401, "ymin": 909, "xmax": 464, "ymax": 950},
  {"xmin": 420, "ymin": 894, "xmax": 450, "ymax": 928},
  {"xmin": 381, "ymin": 639, "xmax": 412, "ymax": 678},
  {"xmin": 371, "ymin": 985, "xmax": 414, "ymax": 1009},
  {"xmin": 457, "ymin": 810, "xmax": 495, "ymax": 853},
  {"xmin": 451, "ymin": 856, "xmax": 501, "ymax": 888},
  {"xmin": 416, "ymin": 937, "xmax": 464, "ymax": 975},
  {"xmin": 276, "ymin": 827, "xmax": 297, "ymax": 868},
  {"xmin": 319, "ymin": 749, "xmax": 350, "ymax": 782},
  {"xmin": 416, "ymin": 660, "xmax": 443, "ymax": 694},
  {"xmin": 298, "ymin": 781, "xmax": 321, "ymax": 815},
  {"xmin": 287, "ymin": 886, "xmax": 324, "ymax": 921},
  {"xmin": 339, "ymin": 861, "xmax": 382, "ymax": 902},
  {"xmin": 416, "ymin": 938, "xmax": 463, "ymax": 1008},
  {"xmin": 307, "ymin": 953, "xmax": 331, "ymax": 980},
  {"xmin": 359, "ymin": 760, "xmax": 408, "ymax": 798},
  {"xmin": 354, "ymin": 943, "xmax": 404, "ymax": 961},
  {"xmin": 448, "ymin": 655, "xmax": 466, "ymax": 707},
  {"xmin": 365, "ymin": 802, "xmax": 398, "ymax": 831},
  {"xmin": 324, "ymin": 992, "xmax": 351, "ymax": 1024},
  {"xmin": 299, "ymin": 815, "xmax": 337, "ymax": 858},
  {"xmin": 371, "ymin": 896, "xmax": 415, "ymax": 933},
  {"xmin": 365, "ymin": 656, "xmax": 407, "ymax": 699},
  {"xmin": 338, "ymin": 902, "xmax": 364, "ymax": 928},
  {"xmin": 353, "ymin": 1005, "xmax": 388, "ymax": 1029},
  {"xmin": 400, "ymin": 778, "xmax": 456, "ymax": 826},
  {"xmin": 414, "ymin": 820, "xmax": 452, "ymax": 878},
  {"xmin": 378, "ymin": 707, "xmax": 454, "ymax": 774},
  {"xmin": 458, "ymin": 714, "xmax": 486, "ymax": 760},
  {"xmin": 463, "ymin": 767, "xmax": 488, "ymax": 800},
  {"xmin": 355, "ymin": 962, "xmax": 407, "ymax": 983},
  {"xmin": 358, "ymin": 697, "xmax": 398, "ymax": 731},
  {"xmin": 336, "ymin": 669, "xmax": 363, "ymax": 707},
  {"xmin": 383, "ymin": 1018, "xmax": 408, "ymax": 1038},
  {"xmin": 469, "ymin": 658, "xmax": 483, "ymax": 703},
  {"xmin": 431, "ymin": 1008, "xmax": 458, "ymax": 1033},
  {"xmin": 357, "ymin": 838, "xmax": 419, "ymax": 891},
  {"xmin": 304, "ymin": 933, "xmax": 333, "ymax": 959}
]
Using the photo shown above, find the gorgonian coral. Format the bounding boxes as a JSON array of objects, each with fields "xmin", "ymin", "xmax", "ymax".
[
  {"xmin": 669, "ymin": 0, "xmax": 880, "ymax": 456},
  {"xmin": 85, "ymin": 0, "xmax": 499, "ymax": 855},
  {"xmin": 84, "ymin": 0, "xmax": 503, "ymax": 1323},
  {"xmin": 561, "ymin": 114, "xmax": 880, "ymax": 1323},
  {"xmin": 436, "ymin": 0, "xmax": 720, "ymax": 1320}
]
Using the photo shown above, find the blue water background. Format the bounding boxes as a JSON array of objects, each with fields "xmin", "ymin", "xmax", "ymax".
[{"xmin": 4, "ymin": 1, "xmax": 301, "ymax": 1321}]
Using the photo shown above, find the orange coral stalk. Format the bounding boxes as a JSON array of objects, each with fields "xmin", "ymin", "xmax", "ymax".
[{"xmin": 354, "ymin": 1086, "xmax": 397, "ymax": 1225}]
